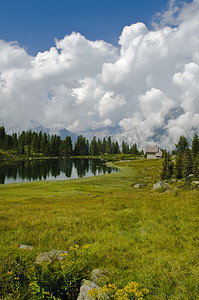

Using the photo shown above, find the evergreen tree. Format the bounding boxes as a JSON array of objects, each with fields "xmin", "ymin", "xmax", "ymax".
[
  {"xmin": 31, "ymin": 132, "xmax": 39, "ymax": 153},
  {"xmin": 193, "ymin": 156, "xmax": 199, "ymax": 178},
  {"xmin": 130, "ymin": 143, "xmax": 139, "ymax": 155},
  {"xmin": 90, "ymin": 136, "xmax": 98, "ymax": 156},
  {"xmin": 107, "ymin": 136, "xmax": 112, "ymax": 154},
  {"xmin": 74, "ymin": 135, "xmax": 88, "ymax": 156},
  {"xmin": 115, "ymin": 141, "xmax": 120, "ymax": 154},
  {"xmin": 38, "ymin": 131, "xmax": 43, "ymax": 152},
  {"xmin": 50, "ymin": 135, "xmax": 61, "ymax": 156},
  {"xmin": 2, "ymin": 134, "xmax": 12, "ymax": 150},
  {"xmin": 25, "ymin": 130, "xmax": 32, "ymax": 145},
  {"xmin": 44, "ymin": 142, "xmax": 51, "ymax": 156},
  {"xmin": 183, "ymin": 148, "xmax": 193, "ymax": 178},
  {"xmin": 41, "ymin": 132, "xmax": 48, "ymax": 154},
  {"xmin": 160, "ymin": 150, "xmax": 174, "ymax": 180},
  {"xmin": 175, "ymin": 155, "xmax": 183, "ymax": 179},
  {"xmin": 64, "ymin": 136, "xmax": 73, "ymax": 156},
  {"xmin": 0, "ymin": 126, "xmax": 6, "ymax": 148},
  {"xmin": 192, "ymin": 134, "xmax": 199, "ymax": 158},
  {"xmin": 102, "ymin": 137, "xmax": 107, "ymax": 154},
  {"xmin": 122, "ymin": 141, "xmax": 129, "ymax": 154},
  {"xmin": 112, "ymin": 141, "xmax": 120, "ymax": 154},
  {"xmin": 12, "ymin": 132, "xmax": 18, "ymax": 149},
  {"xmin": 97, "ymin": 138, "xmax": 102, "ymax": 154},
  {"xmin": 175, "ymin": 135, "xmax": 189, "ymax": 155}
]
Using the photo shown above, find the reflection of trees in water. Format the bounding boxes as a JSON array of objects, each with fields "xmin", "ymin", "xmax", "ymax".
[
  {"xmin": 60, "ymin": 159, "xmax": 72, "ymax": 178},
  {"xmin": 73, "ymin": 159, "xmax": 89, "ymax": 178},
  {"xmin": 0, "ymin": 158, "xmax": 118, "ymax": 184}
]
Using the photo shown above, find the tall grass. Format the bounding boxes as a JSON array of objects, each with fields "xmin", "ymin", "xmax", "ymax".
[{"xmin": 0, "ymin": 159, "xmax": 199, "ymax": 298}]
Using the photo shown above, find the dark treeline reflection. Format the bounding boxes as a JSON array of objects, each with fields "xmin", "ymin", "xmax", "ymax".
[{"xmin": 0, "ymin": 159, "xmax": 118, "ymax": 184}]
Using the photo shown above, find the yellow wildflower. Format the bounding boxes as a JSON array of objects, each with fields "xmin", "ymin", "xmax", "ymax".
[
  {"xmin": 69, "ymin": 244, "xmax": 79, "ymax": 251},
  {"xmin": 7, "ymin": 270, "xmax": 13, "ymax": 276},
  {"xmin": 60, "ymin": 253, "xmax": 68, "ymax": 257},
  {"xmin": 82, "ymin": 244, "xmax": 91, "ymax": 250},
  {"xmin": 88, "ymin": 288, "xmax": 99, "ymax": 297}
]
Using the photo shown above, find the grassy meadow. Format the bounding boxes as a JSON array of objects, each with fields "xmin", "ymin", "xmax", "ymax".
[{"xmin": 0, "ymin": 158, "xmax": 199, "ymax": 299}]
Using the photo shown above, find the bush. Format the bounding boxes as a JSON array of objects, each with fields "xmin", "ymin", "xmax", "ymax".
[
  {"xmin": 0, "ymin": 244, "xmax": 92, "ymax": 300},
  {"xmin": 0, "ymin": 255, "xmax": 31, "ymax": 299},
  {"xmin": 89, "ymin": 282, "xmax": 150, "ymax": 299}
]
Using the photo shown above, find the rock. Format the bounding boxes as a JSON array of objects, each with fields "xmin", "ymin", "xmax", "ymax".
[
  {"xmin": 170, "ymin": 179, "xmax": 177, "ymax": 183},
  {"xmin": 129, "ymin": 183, "xmax": 135, "ymax": 188},
  {"xmin": 19, "ymin": 245, "xmax": 33, "ymax": 250},
  {"xmin": 35, "ymin": 250, "xmax": 68, "ymax": 264},
  {"xmin": 77, "ymin": 279, "xmax": 106, "ymax": 300},
  {"xmin": 91, "ymin": 269, "xmax": 110, "ymax": 285},
  {"xmin": 134, "ymin": 183, "xmax": 147, "ymax": 189},
  {"xmin": 153, "ymin": 181, "xmax": 171, "ymax": 190}
]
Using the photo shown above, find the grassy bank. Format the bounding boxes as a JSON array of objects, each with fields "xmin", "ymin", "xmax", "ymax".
[{"xmin": 0, "ymin": 158, "xmax": 199, "ymax": 299}]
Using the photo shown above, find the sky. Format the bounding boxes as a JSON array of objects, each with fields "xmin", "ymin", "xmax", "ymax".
[
  {"xmin": 0, "ymin": 0, "xmax": 198, "ymax": 149},
  {"xmin": 0, "ymin": 0, "xmax": 171, "ymax": 55}
]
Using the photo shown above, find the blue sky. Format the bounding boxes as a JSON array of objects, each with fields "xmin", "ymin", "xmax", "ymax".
[{"xmin": 0, "ymin": 0, "xmax": 172, "ymax": 55}]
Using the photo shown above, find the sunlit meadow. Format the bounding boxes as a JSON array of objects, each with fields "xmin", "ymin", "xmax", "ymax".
[{"xmin": 0, "ymin": 158, "xmax": 199, "ymax": 299}]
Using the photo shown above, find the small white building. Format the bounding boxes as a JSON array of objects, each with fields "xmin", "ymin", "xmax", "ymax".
[{"xmin": 146, "ymin": 145, "xmax": 163, "ymax": 159}]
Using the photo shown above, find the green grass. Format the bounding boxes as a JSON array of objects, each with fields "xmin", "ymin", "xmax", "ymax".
[{"xmin": 0, "ymin": 158, "xmax": 199, "ymax": 299}]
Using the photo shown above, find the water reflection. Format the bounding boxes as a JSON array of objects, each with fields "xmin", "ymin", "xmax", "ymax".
[{"xmin": 0, "ymin": 159, "xmax": 118, "ymax": 184}]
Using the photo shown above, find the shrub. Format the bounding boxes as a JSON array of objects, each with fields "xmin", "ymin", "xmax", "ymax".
[
  {"xmin": 32, "ymin": 244, "xmax": 92, "ymax": 300},
  {"xmin": 0, "ymin": 255, "xmax": 30, "ymax": 299},
  {"xmin": 89, "ymin": 281, "xmax": 149, "ymax": 300}
]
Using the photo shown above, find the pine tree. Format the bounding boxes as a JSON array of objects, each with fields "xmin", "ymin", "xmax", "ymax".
[
  {"xmin": 193, "ymin": 156, "xmax": 199, "ymax": 178},
  {"xmin": 175, "ymin": 135, "xmax": 189, "ymax": 155},
  {"xmin": 160, "ymin": 150, "xmax": 174, "ymax": 180},
  {"xmin": 97, "ymin": 138, "xmax": 102, "ymax": 154},
  {"xmin": 175, "ymin": 155, "xmax": 183, "ymax": 179},
  {"xmin": 107, "ymin": 136, "xmax": 112, "ymax": 154},
  {"xmin": 130, "ymin": 143, "xmax": 139, "ymax": 155},
  {"xmin": 44, "ymin": 142, "xmax": 51, "ymax": 156},
  {"xmin": 192, "ymin": 134, "xmax": 199, "ymax": 158},
  {"xmin": 64, "ymin": 136, "xmax": 73, "ymax": 156},
  {"xmin": 122, "ymin": 141, "xmax": 129, "ymax": 154},
  {"xmin": 90, "ymin": 136, "xmax": 98, "ymax": 156},
  {"xmin": 102, "ymin": 137, "xmax": 107, "ymax": 154},
  {"xmin": 183, "ymin": 148, "xmax": 193, "ymax": 178},
  {"xmin": 41, "ymin": 132, "xmax": 48, "ymax": 154},
  {"xmin": 0, "ymin": 126, "xmax": 6, "ymax": 148}
]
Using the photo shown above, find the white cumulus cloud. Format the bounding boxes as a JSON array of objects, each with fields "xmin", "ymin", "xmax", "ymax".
[{"xmin": 0, "ymin": 0, "xmax": 199, "ymax": 149}]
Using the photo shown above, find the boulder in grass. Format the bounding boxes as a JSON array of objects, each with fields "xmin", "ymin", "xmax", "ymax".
[
  {"xmin": 91, "ymin": 269, "xmax": 110, "ymax": 285},
  {"xmin": 153, "ymin": 181, "xmax": 171, "ymax": 190},
  {"xmin": 35, "ymin": 250, "xmax": 68, "ymax": 264},
  {"xmin": 77, "ymin": 279, "xmax": 107, "ymax": 300},
  {"xmin": 134, "ymin": 183, "xmax": 147, "ymax": 189},
  {"xmin": 19, "ymin": 245, "xmax": 33, "ymax": 250}
]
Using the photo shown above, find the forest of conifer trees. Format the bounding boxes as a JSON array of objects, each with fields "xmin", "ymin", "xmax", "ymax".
[
  {"xmin": 0, "ymin": 126, "xmax": 142, "ymax": 157},
  {"xmin": 161, "ymin": 134, "xmax": 199, "ymax": 184}
]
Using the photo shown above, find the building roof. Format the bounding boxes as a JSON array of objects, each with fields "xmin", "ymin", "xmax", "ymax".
[
  {"xmin": 155, "ymin": 150, "xmax": 163, "ymax": 157},
  {"xmin": 146, "ymin": 145, "xmax": 159, "ymax": 154}
]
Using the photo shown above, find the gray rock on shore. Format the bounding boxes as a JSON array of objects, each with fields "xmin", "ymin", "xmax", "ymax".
[{"xmin": 153, "ymin": 181, "xmax": 171, "ymax": 190}]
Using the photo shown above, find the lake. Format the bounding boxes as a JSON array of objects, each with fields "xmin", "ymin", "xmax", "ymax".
[{"xmin": 0, "ymin": 158, "xmax": 118, "ymax": 184}]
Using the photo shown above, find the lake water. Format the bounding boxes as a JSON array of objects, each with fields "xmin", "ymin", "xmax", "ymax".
[{"xmin": 0, "ymin": 158, "xmax": 118, "ymax": 184}]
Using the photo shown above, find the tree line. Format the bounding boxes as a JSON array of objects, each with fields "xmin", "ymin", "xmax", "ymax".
[
  {"xmin": 161, "ymin": 134, "xmax": 199, "ymax": 184},
  {"xmin": 0, "ymin": 126, "xmax": 143, "ymax": 157}
]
